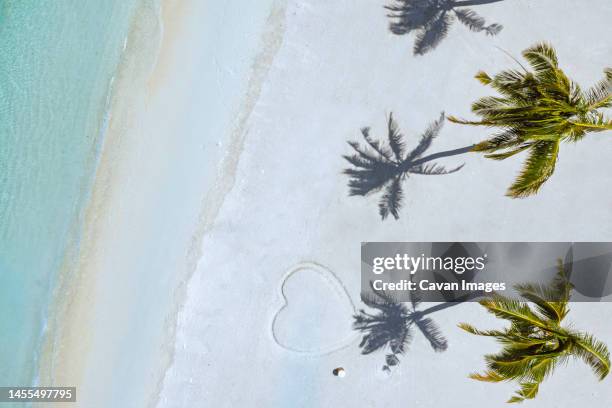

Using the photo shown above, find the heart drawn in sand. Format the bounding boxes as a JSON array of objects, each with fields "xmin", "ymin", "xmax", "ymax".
[{"xmin": 271, "ymin": 262, "xmax": 358, "ymax": 355}]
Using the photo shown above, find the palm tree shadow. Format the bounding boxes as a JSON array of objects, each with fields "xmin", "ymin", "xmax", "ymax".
[
  {"xmin": 385, "ymin": 0, "xmax": 504, "ymax": 55},
  {"xmin": 353, "ymin": 283, "xmax": 476, "ymax": 371},
  {"xmin": 343, "ymin": 112, "xmax": 471, "ymax": 220}
]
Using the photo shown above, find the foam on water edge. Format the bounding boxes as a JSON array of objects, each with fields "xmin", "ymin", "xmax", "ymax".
[{"xmin": 0, "ymin": 0, "xmax": 144, "ymax": 391}]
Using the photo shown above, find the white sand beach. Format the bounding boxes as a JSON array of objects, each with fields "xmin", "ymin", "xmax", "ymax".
[
  {"xmin": 41, "ymin": 0, "xmax": 612, "ymax": 407},
  {"xmin": 39, "ymin": 0, "xmax": 280, "ymax": 406}
]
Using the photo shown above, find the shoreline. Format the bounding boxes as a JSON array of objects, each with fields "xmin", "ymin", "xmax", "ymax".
[
  {"xmin": 25, "ymin": 0, "xmax": 612, "ymax": 406},
  {"xmin": 37, "ymin": 0, "xmax": 287, "ymax": 406},
  {"xmin": 38, "ymin": 0, "xmax": 166, "ymax": 402},
  {"xmin": 0, "ymin": 0, "xmax": 144, "ymax": 388}
]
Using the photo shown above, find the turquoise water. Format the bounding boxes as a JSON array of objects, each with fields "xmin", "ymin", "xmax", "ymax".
[{"xmin": 0, "ymin": 0, "xmax": 140, "ymax": 388}]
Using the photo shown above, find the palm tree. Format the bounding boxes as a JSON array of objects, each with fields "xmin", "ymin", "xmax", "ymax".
[
  {"xmin": 459, "ymin": 255, "xmax": 610, "ymax": 403},
  {"xmin": 343, "ymin": 113, "xmax": 468, "ymax": 220},
  {"xmin": 449, "ymin": 43, "xmax": 612, "ymax": 198},
  {"xmin": 385, "ymin": 0, "xmax": 503, "ymax": 55},
  {"xmin": 354, "ymin": 284, "xmax": 450, "ymax": 371}
]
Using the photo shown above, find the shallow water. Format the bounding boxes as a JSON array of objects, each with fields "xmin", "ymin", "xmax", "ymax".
[{"xmin": 0, "ymin": 0, "xmax": 140, "ymax": 388}]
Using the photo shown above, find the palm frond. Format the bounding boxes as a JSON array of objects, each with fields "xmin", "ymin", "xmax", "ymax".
[
  {"xmin": 469, "ymin": 370, "xmax": 505, "ymax": 383},
  {"xmin": 572, "ymin": 333, "xmax": 611, "ymax": 381},
  {"xmin": 570, "ymin": 112, "xmax": 612, "ymax": 133},
  {"xmin": 485, "ymin": 349, "xmax": 545, "ymax": 381},
  {"xmin": 478, "ymin": 295, "xmax": 548, "ymax": 331},
  {"xmin": 485, "ymin": 144, "xmax": 531, "ymax": 161},
  {"xmin": 584, "ymin": 80, "xmax": 612, "ymax": 110},
  {"xmin": 472, "ymin": 96, "xmax": 513, "ymax": 115},
  {"xmin": 463, "ymin": 257, "xmax": 611, "ymax": 403},
  {"xmin": 475, "ymin": 70, "xmax": 492, "ymax": 85},
  {"xmin": 507, "ymin": 381, "xmax": 539, "ymax": 403},
  {"xmin": 458, "ymin": 323, "xmax": 507, "ymax": 337},
  {"xmin": 472, "ymin": 130, "xmax": 524, "ymax": 153},
  {"xmin": 506, "ymin": 140, "xmax": 559, "ymax": 198},
  {"xmin": 522, "ymin": 42, "xmax": 558, "ymax": 74},
  {"xmin": 551, "ymin": 255, "xmax": 573, "ymax": 302},
  {"xmin": 528, "ymin": 356, "xmax": 558, "ymax": 382},
  {"xmin": 513, "ymin": 282, "xmax": 566, "ymax": 323},
  {"xmin": 490, "ymin": 69, "xmax": 536, "ymax": 101}
]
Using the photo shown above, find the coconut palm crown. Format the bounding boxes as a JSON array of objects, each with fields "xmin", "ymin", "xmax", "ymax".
[
  {"xmin": 459, "ymin": 257, "xmax": 610, "ymax": 403},
  {"xmin": 343, "ymin": 113, "xmax": 466, "ymax": 220},
  {"xmin": 386, "ymin": 0, "xmax": 503, "ymax": 55},
  {"xmin": 449, "ymin": 43, "xmax": 612, "ymax": 198}
]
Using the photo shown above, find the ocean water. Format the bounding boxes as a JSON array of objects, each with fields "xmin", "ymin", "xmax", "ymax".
[{"xmin": 0, "ymin": 0, "xmax": 141, "ymax": 388}]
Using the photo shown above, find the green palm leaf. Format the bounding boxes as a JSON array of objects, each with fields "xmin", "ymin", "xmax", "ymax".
[
  {"xmin": 585, "ymin": 68, "xmax": 612, "ymax": 109},
  {"xmin": 460, "ymin": 257, "xmax": 611, "ymax": 403},
  {"xmin": 572, "ymin": 333, "xmax": 611, "ymax": 380},
  {"xmin": 523, "ymin": 43, "xmax": 558, "ymax": 74},
  {"xmin": 450, "ymin": 43, "xmax": 612, "ymax": 198},
  {"xmin": 478, "ymin": 295, "xmax": 549, "ymax": 331},
  {"xmin": 507, "ymin": 381, "xmax": 539, "ymax": 403},
  {"xmin": 514, "ymin": 258, "xmax": 573, "ymax": 323},
  {"xmin": 507, "ymin": 140, "xmax": 559, "ymax": 198},
  {"xmin": 469, "ymin": 369, "xmax": 504, "ymax": 383},
  {"xmin": 513, "ymin": 283, "xmax": 565, "ymax": 323},
  {"xmin": 458, "ymin": 323, "xmax": 507, "ymax": 337}
]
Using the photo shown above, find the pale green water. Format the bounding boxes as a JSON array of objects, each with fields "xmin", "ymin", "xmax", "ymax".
[{"xmin": 0, "ymin": 0, "xmax": 141, "ymax": 388}]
